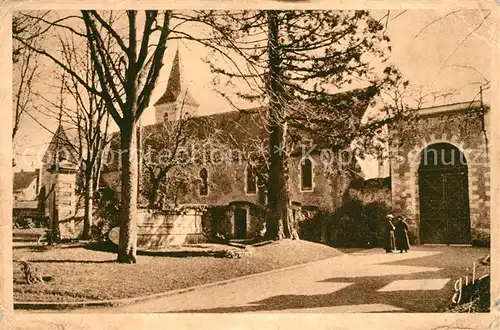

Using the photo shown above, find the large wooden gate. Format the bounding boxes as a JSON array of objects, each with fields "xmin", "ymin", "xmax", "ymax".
[{"xmin": 418, "ymin": 143, "xmax": 471, "ymax": 244}]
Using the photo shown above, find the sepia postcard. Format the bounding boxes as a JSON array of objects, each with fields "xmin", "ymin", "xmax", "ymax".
[{"xmin": 1, "ymin": 1, "xmax": 499, "ymax": 329}]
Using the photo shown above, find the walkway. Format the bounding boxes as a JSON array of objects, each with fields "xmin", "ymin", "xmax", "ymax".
[{"xmin": 98, "ymin": 248, "xmax": 455, "ymax": 313}]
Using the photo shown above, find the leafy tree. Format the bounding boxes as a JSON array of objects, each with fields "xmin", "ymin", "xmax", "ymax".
[{"xmin": 188, "ymin": 10, "xmax": 408, "ymax": 239}]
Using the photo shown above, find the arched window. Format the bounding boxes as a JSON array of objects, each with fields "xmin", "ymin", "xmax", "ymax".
[
  {"xmin": 199, "ymin": 168, "xmax": 208, "ymax": 196},
  {"xmin": 246, "ymin": 164, "xmax": 257, "ymax": 194},
  {"xmin": 301, "ymin": 158, "xmax": 313, "ymax": 191},
  {"xmin": 164, "ymin": 111, "xmax": 169, "ymax": 122}
]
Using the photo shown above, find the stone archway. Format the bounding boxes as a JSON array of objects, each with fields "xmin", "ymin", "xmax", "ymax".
[{"xmin": 418, "ymin": 143, "xmax": 471, "ymax": 244}]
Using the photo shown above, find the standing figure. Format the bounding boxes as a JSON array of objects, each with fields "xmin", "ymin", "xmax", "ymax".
[
  {"xmin": 384, "ymin": 214, "xmax": 396, "ymax": 253},
  {"xmin": 395, "ymin": 216, "xmax": 410, "ymax": 253}
]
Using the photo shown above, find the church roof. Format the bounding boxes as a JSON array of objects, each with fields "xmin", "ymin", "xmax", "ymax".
[
  {"xmin": 102, "ymin": 88, "xmax": 371, "ymax": 176},
  {"xmin": 154, "ymin": 48, "xmax": 199, "ymax": 107}
]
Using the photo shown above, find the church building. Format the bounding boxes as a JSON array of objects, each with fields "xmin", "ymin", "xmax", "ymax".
[{"xmin": 37, "ymin": 47, "xmax": 490, "ymax": 247}]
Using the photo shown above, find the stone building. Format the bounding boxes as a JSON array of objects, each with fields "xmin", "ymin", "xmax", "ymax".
[
  {"xmin": 100, "ymin": 49, "xmax": 372, "ymax": 243},
  {"xmin": 13, "ymin": 169, "xmax": 43, "ymax": 222},
  {"xmin": 389, "ymin": 101, "xmax": 490, "ymax": 245},
  {"xmin": 38, "ymin": 125, "xmax": 82, "ymax": 238},
  {"xmin": 38, "ymin": 48, "xmax": 491, "ymax": 247},
  {"xmin": 13, "ymin": 169, "xmax": 41, "ymax": 201}
]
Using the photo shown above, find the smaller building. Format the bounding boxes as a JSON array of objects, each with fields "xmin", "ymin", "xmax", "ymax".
[
  {"xmin": 13, "ymin": 169, "xmax": 45, "ymax": 224},
  {"xmin": 13, "ymin": 169, "xmax": 41, "ymax": 201}
]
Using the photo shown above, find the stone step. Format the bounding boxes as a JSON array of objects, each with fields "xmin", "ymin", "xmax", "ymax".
[{"xmin": 12, "ymin": 229, "xmax": 47, "ymax": 242}]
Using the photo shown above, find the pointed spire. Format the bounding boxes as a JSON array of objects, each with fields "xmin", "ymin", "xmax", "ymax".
[{"xmin": 155, "ymin": 45, "xmax": 199, "ymax": 107}]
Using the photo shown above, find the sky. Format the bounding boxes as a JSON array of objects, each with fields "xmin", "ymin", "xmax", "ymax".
[{"xmin": 13, "ymin": 9, "xmax": 497, "ymax": 174}]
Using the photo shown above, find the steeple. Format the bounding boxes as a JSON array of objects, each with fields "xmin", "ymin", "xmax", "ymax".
[{"xmin": 154, "ymin": 47, "xmax": 199, "ymax": 108}]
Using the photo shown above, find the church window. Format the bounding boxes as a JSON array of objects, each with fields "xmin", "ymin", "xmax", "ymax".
[
  {"xmin": 301, "ymin": 158, "xmax": 313, "ymax": 191},
  {"xmin": 199, "ymin": 168, "xmax": 208, "ymax": 196},
  {"xmin": 245, "ymin": 164, "xmax": 257, "ymax": 194}
]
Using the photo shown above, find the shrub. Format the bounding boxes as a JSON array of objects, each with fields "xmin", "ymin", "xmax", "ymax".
[
  {"xmin": 13, "ymin": 214, "xmax": 35, "ymax": 229},
  {"xmin": 14, "ymin": 213, "xmax": 50, "ymax": 229},
  {"xmin": 331, "ymin": 198, "xmax": 369, "ymax": 247},
  {"xmin": 358, "ymin": 201, "xmax": 392, "ymax": 247},
  {"xmin": 45, "ymin": 229, "xmax": 60, "ymax": 245},
  {"xmin": 90, "ymin": 220, "xmax": 113, "ymax": 242},
  {"xmin": 203, "ymin": 206, "xmax": 231, "ymax": 239},
  {"xmin": 34, "ymin": 216, "xmax": 50, "ymax": 228},
  {"xmin": 298, "ymin": 198, "xmax": 394, "ymax": 248},
  {"xmin": 92, "ymin": 187, "xmax": 121, "ymax": 242},
  {"xmin": 298, "ymin": 208, "xmax": 329, "ymax": 243},
  {"xmin": 248, "ymin": 206, "xmax": 266, "ymax": 238},
  {"xmin": 471, "ymin": 228, "xmax": 490, "ymax": 247},
  {"xmin": 446, "ymin": 274, "xmax": 490, "ymax": 312}
]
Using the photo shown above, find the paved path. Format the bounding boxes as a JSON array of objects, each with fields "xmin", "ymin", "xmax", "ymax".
[{"xmin": 84, "ymin": 249, "xmax": 450, "ymax": 313}]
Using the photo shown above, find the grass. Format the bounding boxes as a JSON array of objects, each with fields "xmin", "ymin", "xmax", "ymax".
[{"xmin": 13, "ymin": 239, "xmax": 343, "ymax": 303}]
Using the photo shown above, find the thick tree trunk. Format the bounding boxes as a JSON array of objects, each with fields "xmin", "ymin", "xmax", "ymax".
[
  {"xmin": 117, "ymin": 119, "xmax": 138, "ymax": 263},
  {"xmin": 82, "ymin": 164, "xmax": 93, "ymax": 240},
  {"xmin": 265, "ymin": 11, "xmax": 297, "ymax": 240},
  {"xmin": 266, "ymin": 122, "xmax": 287, "ymax": 240}
]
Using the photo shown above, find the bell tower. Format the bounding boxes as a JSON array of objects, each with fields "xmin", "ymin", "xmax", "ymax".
[{"xmin": 155, "ymin": 47, "xmax": 199, "ymax": 123}]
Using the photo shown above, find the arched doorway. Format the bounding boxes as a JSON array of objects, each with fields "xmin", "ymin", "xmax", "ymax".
[{"xmin": 418, "ymin": 143, "xmax": 471, "ymax": 244}]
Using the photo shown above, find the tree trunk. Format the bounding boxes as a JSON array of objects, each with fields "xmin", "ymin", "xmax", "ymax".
[
  {"xmin": 265, "ymin": 11, "xmax": 296, "ymax": 240},
  {"xmin": 148, "ymin": 178, "xmax": 159, "ymax": 209},
  {"xmin": 117, "ymin": 119, "xmax": 138, "ymax": 263},
  {"xmin": 82, "ymin": 163, "xmax": 93, "ymax": 240}
]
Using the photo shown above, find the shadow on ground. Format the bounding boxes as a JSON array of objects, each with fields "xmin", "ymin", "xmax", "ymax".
[{"xmin": 172, "ymin": 247, "xmax": 489, "ymax": 313}]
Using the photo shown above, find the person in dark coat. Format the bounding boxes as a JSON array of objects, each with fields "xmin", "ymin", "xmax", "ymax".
[
  {"xmin": 384, "ymin": 214, "xmax": 396, "ymax": 253},
  {"xmin": 395, "ymin": 216, "xmax": 410, "ymax": 253}
]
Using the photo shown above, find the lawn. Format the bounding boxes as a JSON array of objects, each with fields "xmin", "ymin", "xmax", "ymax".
[{"xmin": 13, "ymin": 239, "xmax": 343, "ymax": 303}]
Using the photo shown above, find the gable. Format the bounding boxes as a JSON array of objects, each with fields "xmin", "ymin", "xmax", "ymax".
[
  {"xmin": 13, "ymin": 170, "xmax": 38, "ymax": 191},
  {"xmin": 42, "ymin": 125, "xmax": 81, "ymax": 166}
]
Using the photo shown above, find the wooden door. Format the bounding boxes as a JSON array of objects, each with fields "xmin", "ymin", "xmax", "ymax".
[
  {"xmin": 234, "ymin": 208, "xmax": 247, "ymax": 239},
  {"xmin": 418, "ymin": 143, "xmax": 471, "ymax": 244}
]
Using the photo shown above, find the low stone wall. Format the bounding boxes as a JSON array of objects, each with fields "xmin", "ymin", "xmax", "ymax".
[{"xmin": 136, "ymin": 209, "xmax": 206, "ymax": 248}]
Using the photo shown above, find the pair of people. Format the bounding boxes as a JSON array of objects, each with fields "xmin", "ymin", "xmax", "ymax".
[{"xmin": 384, "ymin": 214, "xmax": 410, "ymax": 253}]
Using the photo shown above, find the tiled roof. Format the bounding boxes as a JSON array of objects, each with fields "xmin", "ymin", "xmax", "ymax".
[
  {"xmin": 102, "ymin": 88, "xmax": 373, "ymax": 176},
  {"xmin": 13, "ymin": 170, "xmax": 38, "ymax": 191}
]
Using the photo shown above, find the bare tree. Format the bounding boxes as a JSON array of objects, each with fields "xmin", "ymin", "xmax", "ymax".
[
  {"xmin": 12, "ymin": 12, "xmax": 48, "ymax": 143},
  {"xmin": 33, "ymin": 30, "xmax": 114, "ymax": 240},
  {"xmin": 141, "ymin": 107, "xmax": 223, "ymax": 209},
  {"xmin": 15, "ymin": 10, "xmax": 173, "ymax": 263}
]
